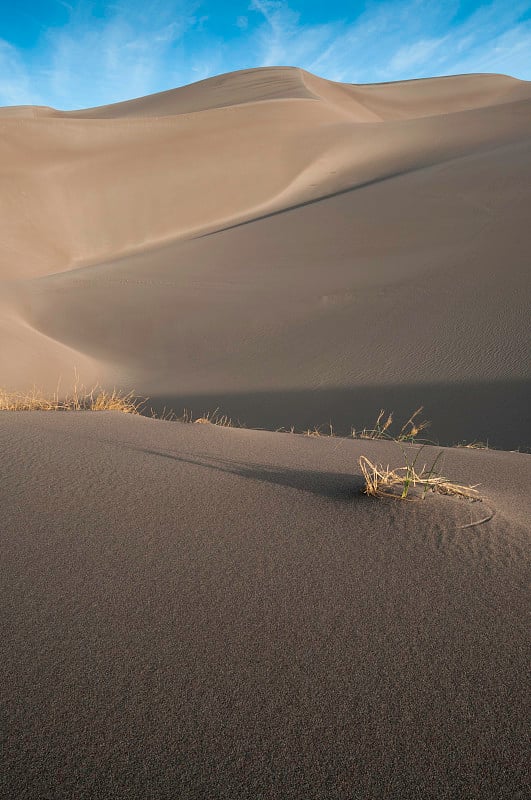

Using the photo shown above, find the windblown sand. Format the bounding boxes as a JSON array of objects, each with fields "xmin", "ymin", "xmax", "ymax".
[
  {"xmin": 1, "ymin": 67, "xmax": 530, "ymax": 446},
  {"xmin": 1, "ymin": 68, "xmax": 530, "ymax": 798},
  {"xmin": 1, "ymin": 412, "xmax": 530, "ymax": 799}
]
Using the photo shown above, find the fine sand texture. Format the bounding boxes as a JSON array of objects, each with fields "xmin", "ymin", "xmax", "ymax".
[
  {"xmin": 1, "ymin": 67, "xmax": 531, "ymax": 447},
  {"xmin": 1, "ymin": 411, "xmax": 530, "ymax": 799}
]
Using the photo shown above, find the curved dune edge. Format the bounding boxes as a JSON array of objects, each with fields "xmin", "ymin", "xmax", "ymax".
[
  {"xmin": 1, "ymin": 67, "xmax": 530, "ymax": 282},
  {"xmin": 1, "ymin": 67, "xmax": 530, "ymax": 447},
  {"xmin": 2, "ymin": 66, "xmax": 527, "ymax": 120},
  {"xmin": 1, "ymin": 65, "xmax": 530, "ymax": 799}
]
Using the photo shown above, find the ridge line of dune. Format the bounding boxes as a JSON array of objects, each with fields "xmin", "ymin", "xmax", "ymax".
[
  {"xmin": 0, "ymin": 96, "xmax": 323, "ymax": 125},
  {"xmin": 3, "ymin": 67, "xmax": 527, "ymax": 122},
  {"xmin": 298, "ymin": 69, "xmax": 385, "ymax": 122},
  {"xmin": 22, "ymin": 138, "xmax": 528, "ymax": 283},
  {"xmin": 5, "ymin": 108, "xmax": 528, "ymax": 285},
  {"xmin": 10, "ymin": 159, "xmax": 470, "ymax": 280},
  {"xmin": 26, "ymin": 131, "xmax": 526, "ymax": 281},
  {"xmin": 355, "ymin": 71, "xmax": 529, "ymax": 87},
  {"xmin": 3, "ymin": 91, "xmax": 527, "ymax": 127}
]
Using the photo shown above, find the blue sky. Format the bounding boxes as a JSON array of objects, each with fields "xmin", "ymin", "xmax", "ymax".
[{"xmin": 1, "ymin": 1, "xmax": 530, "ymax": 109}]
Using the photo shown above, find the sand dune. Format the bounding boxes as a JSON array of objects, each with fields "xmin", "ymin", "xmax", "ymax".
[
  {"xmin": 1, "ymin": 67, "xmax": 530, "ymax": 446},
  {"xmin": 2, "ymin": 67, "xmax": 530, "ymax": 799},
  {"xmin": 1, "ymin": 411, "xmax": 530, "ymax": 799}
]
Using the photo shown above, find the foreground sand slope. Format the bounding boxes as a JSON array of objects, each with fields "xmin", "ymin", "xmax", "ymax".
[
  {"xmin": 1, "ymin": 68, "xmax": 530, "ymax": 445},
  {"xmin": 1, "ymin": 412, "xmax": 529, "ymax": 799}
]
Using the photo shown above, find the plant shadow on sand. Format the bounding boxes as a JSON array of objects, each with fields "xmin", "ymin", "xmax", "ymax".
[
  {"xmin": 116, "ymin": 440, "xmax": 492, "ymax": 528},
  {"xmin": 129, "ymin": 446, "xmax": 365, "ymax": 501}
]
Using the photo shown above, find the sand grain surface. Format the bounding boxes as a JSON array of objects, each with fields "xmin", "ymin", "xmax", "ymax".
[
  {"xmin": 1, "ymin": 68, "xmax": 530, "ymax": 798},
  {"xmin": 0, "ymin": 412, "xmax": 530, "ymax": 799}
]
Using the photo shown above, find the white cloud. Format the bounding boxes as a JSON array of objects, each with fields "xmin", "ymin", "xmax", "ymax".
[
  {"xmin": 448, "ymin": 23, "xmax": 531, "ymax": 77},
  {"xmin": 252, "ymin": 0, "xmax": 531, "ymax": 82},
  {"xmin": 0, "ymin": 0, "xmax": 205, "ymax": 109},
  {"xmin": 249, "ymin": 0, "xmax": 337, "ymax": 68},
  {"xmin": 44, "ymin": 2, "xmax": 204, "ymax": 108},
  {"xmin": 388, "ymin": 38, "xmax": 448, "ymax": 74},
  {"xmin": 0, "ymin": 39, "xmax": 40, "ymax": 106}
]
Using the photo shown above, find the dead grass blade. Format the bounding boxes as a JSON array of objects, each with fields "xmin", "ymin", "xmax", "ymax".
[
  {"xmin": 358, "ymin": 455, "xmax": 481, "ymax": 501},
  {"xmin": 352, "ymin": 407, "xmax": 430, "ymax": 442},
  {"xmin": 187, "ymin": 408, "xmax": 236, "ymax": 427},
  {"xmin": 0, "ymin": 385, "xmax": 143, "ymax": 414}
]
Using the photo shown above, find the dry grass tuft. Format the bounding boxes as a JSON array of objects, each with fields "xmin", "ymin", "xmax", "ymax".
[
  {"xmin": 150, "ymin": 407, "xmax": 178, "ymax": 422},
  {"xmin": 354, "ymin": 408, "xmax": 482, "ymax": 504},
  {"xmin": 0, "ymin": 384, "xmax": 143, "ymax": 414},
  {"xmin": 179, "ymin": 407, "xmax": 236, "ymax": 428},
  {"xmin": 85, "ymin": 388, "xmax": 142, "ymax": 414},
  {"xmin": 358, "ymin": 455, "xmax": 481, "ymax": 501},
  {"xmin": 304, "ymin": 427, "xmax": 323, "ymax": 437},
  {"xmin": 0, "ymin": 386, "xmax": 60, "ymax": 412},
  {"xmin": 303, "ymin": 423, "xmax": 335, "ymax": 438},
  {"xmin": 455, "ymin": 440, "xmax": 490, "ymax": 450},
  {"xmin": 353, "ymin": 407, "xmax": 430, "ymax": 442},
  {"xmin": 0, "ymin": 381, "xmax": 242, "ymax": 426},
  {"xmin": 274, "ymin": 423, "xmax": 335, "ymax": 437}
]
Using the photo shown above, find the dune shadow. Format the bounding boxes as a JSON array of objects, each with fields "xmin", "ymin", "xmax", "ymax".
[
  {"xmin": 193, "ymin": 141, "xmax": 507, "ymax": 241},
  {"xmin": 144, "ymin": 378, "xmax": 531, "ymax": 452}
]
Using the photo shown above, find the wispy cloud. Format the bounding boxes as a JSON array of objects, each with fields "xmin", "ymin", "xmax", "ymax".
[
  {"xmin": 388, "ymin": 37, "xmax": 449, "ymax": 75},
  {"xmin": 0, "ymin": 1, "xmax": 529, "ymax": 109},
  {"xmin": 1, "ymin": 0, "xmax": 206, "ymax": 109},
  {"xmin": 0, "ymin": 39, "xmax": 39, "ymax": 105},
  {"xmin": 247, "ymin": 0, "xmax": 531, "ymax": 83},
  {"xmin": 249, "ymin": 0, "xmax": 338, "ymax": 69},
  {"xmin": 43, "ymin": 1, "xmax": 204, "ymax": 108}
]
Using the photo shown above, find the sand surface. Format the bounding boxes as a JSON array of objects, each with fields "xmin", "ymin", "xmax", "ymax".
[
  {"xmin": 1, "ymin": 67, "xmax": 530, "ymax": 446},
  {"xmin": 1, "ymin": 411, "xmax": 530, "ymax": 799},
  {"xmin": 1, "ymin": 68, "xmax": 530, "ymax": 797}
]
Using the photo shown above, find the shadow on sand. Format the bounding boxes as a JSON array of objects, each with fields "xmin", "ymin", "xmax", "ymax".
[
  {"xmin": 128, "ymin": 448, "xmax": 364, "ymax": 501},
  {"xmin": 144, "ymin": 378, "xmax": 530, "ymax": 452}
]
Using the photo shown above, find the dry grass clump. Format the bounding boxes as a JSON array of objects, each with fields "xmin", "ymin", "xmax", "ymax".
[
  {"xmin": 274, "ymin": 424, "xmax": 335, "ymax": 436},
  {"xmin": 84, "ymin": 388, "xmax": 142, "ymax": 413},
  {"xmin": 180, "ymin": 407, "xmax": 237, "ymax": 427},
  {"xmin": 359, "ymin": 455, "xmax": 480, "ymax": 501},
  {"xmin": 303, "ymin": 424, "xmax": 335, "ymax": 437},
  {"xmin": 352, "ymin": 407, "xmax": 430, "ymax": 442},
  {"xmin": 356, "ymin": 408, "xmax": 483, "ymax": 508},
  {"xmin": 275, "ymin": 409, "xmax": 428, "ymax": 441},
  {"xmin": 0, "ymin": 386, "xmax": 59, "ymax": 412},
  {"xmin": 0, "ymin": 384, "xmax": 142, "ymax": 414}
]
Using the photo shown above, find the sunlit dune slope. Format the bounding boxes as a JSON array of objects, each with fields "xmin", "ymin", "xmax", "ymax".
[{"xmin": 1, "ymin": 67, "xmax": 530, "ymax": 445}]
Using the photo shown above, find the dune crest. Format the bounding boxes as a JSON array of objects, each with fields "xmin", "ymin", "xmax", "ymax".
[
  {"xmin": 1, "ymin": 67, "xmax": 530, "ymax": 446},
  {"xmin": 2, "ymin": 68, "xmax": 530, "ymax": 798}
]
